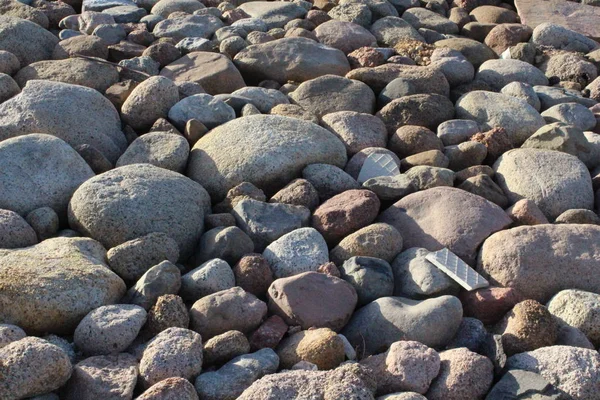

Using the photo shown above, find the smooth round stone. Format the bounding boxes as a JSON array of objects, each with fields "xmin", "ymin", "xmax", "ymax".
[
  {"xmin": 0, "ymin": 15, "xmax": 59, "ymax": 65},
  {"xmin": 436, "ymin": 119, "xmax": 479, "ymax": 146},
  {"xmin": 377, "ymin": 94, "xmax": 455, "ymax": 132},
  {"xmin": 547, "ymin": 289, "xmax": 600, "ymax": 347},
  {"xmin": 434, "ymin": 37, "xmax": 496, "ymax": 68},
  {"xmin": 302, "ymin": 163, "xmax": 359, "ymax": 200},
  {"xmin": 475, "ymin": 59, "xmax": 549, "ymax": 90},
  {"xmin": 116, "ymin": 132, "xmax": 190, "ymax": 173},
  {"xmin": 369, "ymin": 16, "xmax": 425, "ymax": 47},
  {"xmin": 500, "ymin": 81, "xmax": 541, "ymax": 111},
  {"xmin": 330, "ymin": 222, "xmax": 403, "ymax": 265},
  {"xmin": 402, "ymin": 7, "xmax": 458, "ymax": 34},
  {"xmin": 0, "ymin": 209, "xmax": 37, "ymax": 249},
  {"xmin": 153, "ymin": 15, "xmax": 223, "ymax": 42},
  {"xmin": 69, "ymin": 164, "xmax": 210, "ymax": 259},
  {"xmin": 203, "ymin": 330, "xmax": 250, "ymax": 366},
  {"xmin": 314, "ymin": 20, "xmax": 377, "ymax": 54},
  {"xmin": 168, "ymin": 93, "xmax": 235, "ymax": 131},
  {"xmin": 429, "ymin": 48, "xmax": 475, "ymax": 88},
  {"xmin": 231, "ymin": 87, "xmax": 289, "ymax": 113},
  {"xmin": 0, "ymin": 50, "xmax": 20, "ymax": 75},
  {"xmin": 541, "ymin": 102, "xmax": 597, "ymax": 131},
  {"xmin": 320, "ymin": 111, "xmax": 387, "ymax": 156},
  {"xmin": 123, "ymin": 261, "xmax": 182, "ymax": 310},
  {"xmin": 277, "ymin": 328, "xmax": 345, "ymax": 370},
  {"xmin": 137, "ymin": 377, "xmax": 199, "ymax": 400},
  {"xmin": 180, "ymin": 259, "xmax": 235, "ymax": 302},
  {"xmin": 121, "ymin": 76, "xmax": 180, "ymax": 131},
  {"xmin": 339, "ymin": 256, "xmax": 394, "ymax": 306},
  {"xmin": 531, "ymin": 22, "xmax": 600, "ymax": 53},
  {"xmin": 494, "ymin": 148, "xmax": 593, "ymax": 220},
  {"xmin": 187, "ymin": 115, "xmax": 347, "ymax": 201}
]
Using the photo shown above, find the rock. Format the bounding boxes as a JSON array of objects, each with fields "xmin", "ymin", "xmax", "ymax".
[
  {"xmin": 289, "ymin": 75, "xmax": 375, "ymax": 117},
  {"xmin": 542, "ymin": 103, "xmax": 597, "ymax": 131},
  {"xmin": 362, "ymin": 340, "xmax": 439, "ymax": 395},
  {"xmin": 193, "ymin": 226, "xmax": 254, "ymax": 266},
  {"xmin": 269, "ymin": 179, "xmax": 320, "ymax": 210},
  {"xmin": 203, "ymin": 330, "xmax": 250, "ymax": 366},
  {"xmin": 263, "ymin": 227, "xmax": 329, "ymax": 278},
  {"xmin": 444, "ymin": 141, "xmax": 487, "ymax": 171},
  {"xmin": 139, "ymin": 327, "xmax": 203, "ymax": 389},
  {"xmin": 153, "ymin": 14, "xmax": 223, "ymax": 42},
  {"xmin": 527, "ymin": 19, "xmax": 600, "ymax": 52},
  {"xmin": 188, "ymin": 115, "xmax": 347, "ymax": 201},
  {"xmin": 268, "ymin": 271, "xmax": 357, "ymax": 331},
  {"xmin": 389, "ymin": 126, "xmax": 443, "ymax": 159},
  {"xmin": 521, "ymin": 123, "xmax": 593, "ymax": 167},
  {"xmin": 121, "ymin": 76, "xmax": 180, "ymax": 131},
  {"xmin": 446, "ymin": 317, "xmax": 487, "ymax": 352},
  {"xmin": 0, "ymin": 134, "xmax": 94, "ymax": 222},
  {"xmin": 391, "ymin": 248, "xmax": 459, "ymax": 299},
  {"xmin": 116, "ymin": 132, "xmax": 189, "ymax": 172},
  {"xmin": 303, "ymin": 164, "xmax": 359, "ymax": 200},
  {"xmin": 330, "ymin": 223, "xmax": 403, "ymax": 265},
  {"xmin": 146, "ymin": 294, "xmax": 190, "ymax": 335},
  {"xmin": 190, "ymin": 287, "xmax": 267, "ymax": 340},
  {"xmin": 486, "ymin": 369, "xmax": 567, "ymax": 400},
  {"xmin": 137, "ymin": 377, "xmax": 199, "ymax": 400},
  {"xmin": 312, "ymin": 189, "xmax": 380, "ymax": 244},
  {"xmin": 107, "ymin": 232, "xmax": 179, "ymax": 284},
  {"xmin": 506, "ymin": 345, "xmax": 600, "ymax": 400},
  {"xmin": 180, "ymin": 259, "xmax": 235, "ymax": 302},
  {"xmin": 540, "ymin": 52, "xmax": 597, "ymax": 87},
  {"xmin": 123, "ymin": 261, "xmax": 182, "ymax": 310},
  {"xmin": 233, "ymin": 37, "xmax": 350, "ymax": 84},
  {"xmin": 506, "ymin": 198, "xmax": 549, "ymax": 226},
  {"xmin": 160, "ymin": 52, "xmax": 245, "ymax": 95},
  {"xmin": 555, "ymin": 209, "xmax": 600, "ymax": 225},
  {"xmin": 363, "ymin": 175, "xmax": 416, "ymax": 202},
  {"xmin": 339, "ymin": 256, "xmax": 394, "ymax": 306},
  {"xmin": 328, "ymin": 3, "xmax": 372, "ymax": 27},
  {"xmin": 0, "ymin": 323, "xmax": 26, "ymax": 349},
  {"xmin": 151, "ymin": 0, "xmax": 204, "ymax": 17},
  {"xmin": 478, "ymin": 224, "xmax": 600, "ymax": 302},
  {"xmin": 342, "ymin": 295, "xmax": 463, "ymax": 355},
  {"xmin": 0, "ymin": 50, "xmax": 19, "ymax": 75},
  {"xmin": 74, "ymin": 304, "xmax": 147, "ymax": 356},
  {"xmin": 168, "ymin": 93, "xmax": 235, "ymax": 131},
  {"xmin": 195, "ymin": 348, "xmax": 279, "ymax": 400},
  {"xmin": 0, "ymin": 209, "xmax": 37, "ymax": 249},
  {"xmin": 232, "ymin": 199, "xmax": 310, "ymax": 251},
  {"xmin": 379, "ymin": 187, "xmax": 511, "ymax": 265},
  {"xmin": 459, "ymin": 286, "xmax": 523, "ymax": 325},
  {"xmin": 376, "ymin": 94, "xmax": 455, "ymax": 132},
  {"xmin": 0, "ymin": 15, "xmax": 59, "ymax": 65},
  {"xmin": 534, "ymin": 85, "xmax": 596, "ymax": 110},
  {"xmin": 403, "ymin": 8, "xmax": 458, "ymax": 34},
  {"xmin": 547, "ymin": 289, "xmax": 600, "ymax": 347},
  {"xmin": 69, "ymin": 164, "xmax": 210, "ymax": 259},
  {"xmin": 0, "ymin": 72, "xmax": 19, "ymax": 103},
  {"xmin": 0, "ymin": 237, "xmax": 125, "ymax": 335},
  {"xmin": 434, "ymin": 38, "xmax": 496, "ymax": 68},
  {"xmin": 314, "ymin": 20, "xmax": 377, "ymax": 54},
  {"xmin": 238, "ymin": 362, "xmax": 377, "ymax": 399},
  {"xmin": 457, "ymin": 174, "xmax": 509, "ymax": 208},
  {"xmin": 238, "ymin": 1, "xmax": 306, "ymax": 29},
  {"xmin": 249, "ymin": 315, "xmax": 288, "ymax": 351},
  {"xmin": 62, "ymin": 353, "xmax": 138, "ymax": 400},
  {"xmin": 321, "ymin": 111, "xmax": 388, "ymax": 156},
  {"xmin": 0, "ymin": 80, "xmax": 127, "ymax": 164},
  {"xmin": 233, "ymin": 254, "xmax": 273, "ymax": 297},
  {"xmin": 426, "ymin": 348, "xmax": 493, "ymax": 400},
  {"xmin": 436, "ymin": 119, "xmax": 479, "ymax": 146},
  {"xmin": 455, "ymin": 91, "xmax": 545, "ymax": 145},
  {"xmin": 0, "ymin": 337, "xmax": 72, "ymax": 400},
  {"xmin": 475, "ymin": 59, "xmax": 548, "ymax": 90},
  {"xmin": 484, "ymin": 23, "xmax": 533, "ymax": 55},
  {"xmin": 501, "ymin": 81, "xmax": 541, "ymax": 111},
  {"xmin": 493, "ymin": 148, "xmax": 593, "ymax": 220},
  {"xmin": 277, "ymin": 328, "xmax": 345, "ymax": 370},
  {"xmin": 369, "ymin": 16, "xmax": 425, "ymax": 47}
]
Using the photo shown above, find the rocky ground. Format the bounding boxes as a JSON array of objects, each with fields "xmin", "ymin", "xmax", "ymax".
[{"xmin": 2, "ymin": 0, "xmax": 600, "ymax": 398}]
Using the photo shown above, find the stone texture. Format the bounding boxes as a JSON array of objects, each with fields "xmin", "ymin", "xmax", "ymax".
[
  {"xmin": 137, "ymin": 377, "xmax": 199, "ymax": 400},
  {"xmin": 277, "ymin": 328, "xmax": 345, "ymax": 370},
  {"xmin": 203, "ymin": 330, "xmax": 250, "ymax": 366},
  {"xmin": 0, "ymin": 15, "xmax": 59, "ymax": 65},
  {"xmin": 547, "ymin": 289, "xmax": 600, "ymax": 347},
  {"xmin": 330, "ymin": 223, "xmax": 403, "ymax": 265},
  {"xmin": 0, "ymin": 209, "xmax": 37, "ymax": 249}
]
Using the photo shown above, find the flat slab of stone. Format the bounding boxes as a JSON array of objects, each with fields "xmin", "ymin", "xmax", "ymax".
[{"xmin": 515, "ymin": 0, "xmax": 600, "ymax": 40}]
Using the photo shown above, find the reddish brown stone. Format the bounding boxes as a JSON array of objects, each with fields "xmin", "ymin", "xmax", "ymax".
[
  {"xmin": 347, "ymin": 47, "xmax": 385, "ymax": 69},
  {"xmin": 470, "ymin": 127, "xmax": 513, "ymax": 164},
  {"xmin": 317, "ymin": 262, "xmax": 340, "ymax": 277},
  {"xmin": 222, "ymin": 8, "xmax": 251, "ymax": 24},
  {"xmin": 312, "ymin": 189, "xmax": 380, "ymax": 244},
  {"xmin": 459, "ymin": 286, "xmax": 523, "ymax": 325},
  {"xmin": 137, "ymin": 377, "xmax": 198, "ymax": 400},
  {"xmin": 233, "ymin": 254, "xmax": 274, "ymax": 297},
  {"xmin": 505, "ymin": 199, "xmax": 549, "ymax": 226},
  {"xmin": 249, "ymin": 315, "xmax": 288, "ymax": 351},
  {"xmin": 484, "ymin": 23, "xmax": 533, "ymax": 55}
]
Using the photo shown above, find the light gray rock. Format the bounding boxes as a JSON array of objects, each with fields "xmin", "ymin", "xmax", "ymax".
[
  {"xmin": 195, "ymin": 348, "xmax": 279, "ymax": 400},
  {"xmin": 314, "ymin": 20, "xmax": 377, "ymax": 54},
  {"xmin": 121, "ymin": 76, "xmax": 180, "ymax": 131},
  {"xmin": 500, "ymin": 81, "xmax": 541, "ymax": 111},
  {"xmin": 187, "ymin": 115, "xmax": 347, "ymax": 201},
  {"xmin": 136, "ymin": 377, "xmax": 199, "ymax": 400},
  {"xmin": 429, "ymin": 48, "xmax": 474, "ymax": 88},
  {"xmin": 262, "ymin": 227, "xmax": 329, "ymax": 278},
  {"xmin": 123, "ymin": 261, "xmax": 182, "ymax": 310},
  {"xmin": 233, "ymin": 37, "xmax": 350, "ymax": 84},
  {"xmin": 62, "ymin": 353, "xmax": 138, "ymax": 400},
  {"xmin": 340, "ymin": 256, "xmax": 394, "ymax": 306},
  {"xmin": 475, "ymin": 59, "xmax": 549, "ymax": 90},
  {"xmin": 321, "ymin": 111, "xmax": 388, "ymax": 156},
  {"xmin": 402, "ymin": 8, "xmax": 458, "ymax": 34},
  {"xmin": 0, "ymin": 50, "xmax": 20, "ymax": 75},
  {"xmin": 493, "ymin": 148, "xmax": 593, "ymax": 220},
  {"xmin": 74, "ymin": 304, "xmax": 147, "ymax": 355},
  {"xmin": 151, "ymin": 0, "xmax": 204, "ymax": 17},
  {"xmin": 192, "ymin": 226, "xmax": 254, "ymax": 266},
  {"xmin": 391, "ymin": 247, "xmax": 459, "ymax": 299},
  {"xmin": 0, "ymin": 237, "xmax": 126, "ymax": 335},
  {"xmin": 107, "ymin": 232, "xmax": 180, "ymax": 283},
  {"xmin": 330, "ymin": 222, "xmax": 404, "ymax": 265},
  {"xmin": 0, "ymin": 323, "xmax": 26, "ymax": 349},
  {"xmin": 485, "ymin": 369, "xmax": 568, "ymax": 400},
  {"xmin": 369, "ymin": 16, "xmax": 425, "ymax": 47},
  {"xmin": 231, "ymin": 86, "xmax": 289, "ymax": 113},
  {"xmin": 0, "ymin": 208, "xmax": 37, "ymax": 249},
  {"xmin": 139, "ymin": 327, "xmax": 204, "ymax": 389},
  {"xmin": 0, "ymin": 337, "xmax": 72, "ymax": 400},
  {"xmin": 547, "ymin": 289, "xmax": 600, "ymax": 347},
  {"xmin": 534, "ymin": 85, "xmax": 597, "ymax": 110},
  {"xmin": 506, "ymin": 345, "xmax": 600, "ymax": 400},
  {"xmin": 363, "ymin": 175, "xmax": 416, "ymax": 201},
  {"xmin": 153, "ymin": 14, "xmax": 223, "ymax": 41},
  {"xmin": 302, "ymin": 163, "xmax": 360, "ymax": 200},
  {"xmin": 478, "ymin": 224, "xmax": 600, "ymax": 302},
  {"xmin": 542, "ymin": 103, "xmax": 597, "ymax": 131},
  {"xmin": 238, "ymin": 1, "xmax": 307, "ymax": 29},
  {"xmin": 0, "ymin": 72, "xmax": 19, "ymax": 103},
  {"xmin": 116, "ymin": 132, "xmax": 189, "ymax": 173},
  {"xmin": 0, "ymin": 80, "xmax": 127, "ymax": 163},
  {"xmin": 342, "ymin": 295, "xmax": 463, "ymax": 355},
  {"xmin": 69, "ymin": 164, "xmax": 210, "ymax": 259},
  {"xmin": 180, "ymin": 258, "xmax": 235, "ymax": 302},
  {"xmin": 455, "ymin": 90, "xmax": 545, "ymax": 145},
  {"xmin": 0, "ymin": 15, "xmax": 59, "ymax": 65},
  {"xmin": 436, "ymin": 119, "xmax": 479, "ymax": 146},
  {"xmin": 190, "ymin": 287, "xmax": 267, "ymax": 339},
  {"xmin": 168, "ymin": 93, "xmax": 235, "ymax": 131},
  {"xmin": 531, "ymin": 22, "xmax": 600, "ymax": 53},
  {"xmin": 405, "ymin": 166, "xmax": 454, "ymax": 190},
  {"xmin": 25, "ymin": 207, "xmax": 59, "ymax": 241},
  {"xmin": 232, "ymin": 198, "xmax": 310, "ymax": 251}
]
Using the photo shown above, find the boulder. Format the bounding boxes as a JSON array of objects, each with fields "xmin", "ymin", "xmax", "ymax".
[
  {"xmin": 0, "ymin": 15, "xmax": 59, "ymax": 65},
  {"xmin": 0, "ymin": 208, "xmax": 37, "ymax": 249}
]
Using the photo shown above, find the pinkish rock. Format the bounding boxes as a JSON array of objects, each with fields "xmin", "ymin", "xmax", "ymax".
[
  {"xmin": 459, "ymin": 286, "xmax": 523, "ymax": 325},
  {"xmin": 312, "ymin": 189, "xmax": 380, "ymax": 244},
  {"xmin": 505, "ymin": 199, "xmax": 549, "ymax": 226},
  {"xmin": 378, "ymin": 187, "xmax": 512, "ymax": 265},
  {"xmin": 268, "ymin": 271, "xmax": 358, "ymax": 331},
  {"xmin": 361, "ymin": 341, "xmax": 440, "ymax": 395},
  {"xmin": 249, "ymin": 315, "xmax": 288, "ymax": 351},
  {"xmin": 317, "ymin": 262, "xmax": 341, "ymax": 277},
  {"xmin": 137, "ymin": 377, "xmax": 199, "ymax": 400},
  {"xmin": 348, "ymin": 47, "xmax": 386, "ymax": 69},
  {"xmin": 233, "ymin": 254, "xmax": 274, "ymax": 297},
  {"xmin": 484, "ymin": 23, "xmax": 533, "ymax": 55}
]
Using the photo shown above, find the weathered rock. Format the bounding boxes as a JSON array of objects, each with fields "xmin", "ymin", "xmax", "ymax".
[
  {"xmin": 203, "ymin": 330, "xmax": 250, "ymax": 366},
  {"xmin": 342, "ymin": 295, "xmax": 463, "ymax": 355},
  {"xmin": 478, "ymin": 224, "xmax": 600, "ymax": 302},
  {"xmin": 339, "ymin": 256, "xmax": 394, "ymax": 306},
  {"xmin": 277, "ymin": 328, "xmax": 345, "ymax": 370},
  {"xmin": 486, "ymin": 369, "xmax": 568, "ymax": 400},
  {"xmin": 302, "ymin": 164, "xmax": 359, "ymax": 200},
  {"xmin": 193, "ymin": 226, "xmax": 254, "ymax": 266},
  {"xmin": 377, "ymin": 94, "xmax": 455, "ymax": 132},
  {"xmin": 188, "ymin": 115, "xmax": 347, "ymax": 201},
  {"xmin": 330, "ymin": 223, "xmax": 403, "ymax": 265},
  {"xmin": 116, "ymin": 132, "xmax": 189, "ymax": 173},
  {"xmin": 459, "ymin": 287, "xmax": 523, "ymax": 325},
  {"xmin": 321, "ymin": 111, "xmax": 388, "ymax": 156},
  {"xmin": 547, "ymin": 289, "xmax": 600, "ymax": 347},
  {"xmin": 0, "ymin": 324, "xmax": 26, "ymax": 349},
  {"xmin": 69, "ymin": 164, "xmax": 210, "ymax": 259},
  {"xmin": 146, "ymin": 294, "xmax": 190, "ymax": 335},
  {"xmin": 153, "ymin": 14, "xmax": 223, "ymax": 42},
  {"xmin": 121, "ymin": 76, "xmax": 180, "ymax": 131},
  {"xmin": 180, "ymin": 259, "xmax": 235, "ymax": 302},
  {"xmin": 0, "ymin": 15, "xmax": 59, "ymax": 65},
  {"xmin": 379, "ymin": 187, "xmax": 511, "ymax": 265},
  {"xmin": 314, "ymin": 20, "xmax": 377, "ymax": 54},
  {"xmin": 0, "ymin": 237, "xmax": 125, "ymax": 335},
  {"xmin": 123, "ymin": 261, "xmax": 182, "ymax": 310},
  {"xmin": 136, "ymin": 377, "xmax": 199, "ymax": 400},
  {"xmin": 0, "ymin": 209, "xmax": 37, "ymax": 249}
]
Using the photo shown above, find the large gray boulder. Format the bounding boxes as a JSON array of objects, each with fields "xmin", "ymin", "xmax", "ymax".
[
  {"xmin": 455, "ymin": 90, "xmax": 545, "ymax": 145},
  {"xmin": 0, "ymin": 237, "xmax": 126, "ymax": 335},
  {"xmin": 69, "ymin": 164, "xmax": 210, "ymax": 259},
  {"xmin": 233, "ymin": 38, "xmax": 350, "ymax": 84},
  {"xmin": 493, "ymin": 148, "xmax": 593, "ymax": 220},
  {"xmin": 0, "ymin": 15, "xmax": 59, "ymax": 65},
  {"xmin": 0, "ymin": 80, "xmax": 127, "ymax": 163},
  {"xmin": 0, "ymin": 134, "xmax": 94, "ymax": 221},
  {"xmin": 187, "ymin": 115, "xmax": 347, "ymax": 201},
  {"xmin": 478, "ymin": 224, "xmax": 600, "ymax": 303},
  {"xmin": 342, "ymin": 295, "xmax": 463, "ymax": 355},
  {"xmin": 379, "ymin": 187, "xmax": 511, "ymax": 265}
]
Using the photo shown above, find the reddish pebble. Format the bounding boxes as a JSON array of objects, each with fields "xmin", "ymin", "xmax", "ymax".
[
  {"xmin": 459, "ymin": 286, "xmax": 523, "ymax": 325},
  {"xmin": 249, "ymin": 315, "xmax": 288, "ymax": 351}
]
